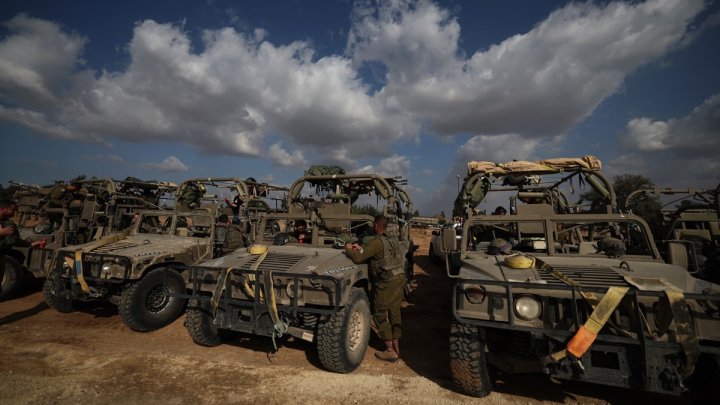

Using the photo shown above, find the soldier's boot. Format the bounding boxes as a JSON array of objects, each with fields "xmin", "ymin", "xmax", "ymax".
[
  {"xmin": 392, "ymin": 339, "xmax": 400, "ymax": 356},
  {"xmin": 375, "ymin": 340, "xmax": 399, "ymax": 362}
]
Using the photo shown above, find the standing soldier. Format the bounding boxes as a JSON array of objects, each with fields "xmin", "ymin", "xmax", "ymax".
[
  {"xmin": 344, "ymin": 215, "xmax": 405, "ymax": 362},
  {"xmin": 1, "ymin": 199, "xmax": 42, "ymax": 296}
]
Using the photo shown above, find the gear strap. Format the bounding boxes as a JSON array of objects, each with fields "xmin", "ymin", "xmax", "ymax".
[
  {"xmin": 663, "ymin": 289, "xmax": 700, "ymax": 378},
  {"xmin": 63, "ymin": 230, "xmax": 130, "ymax": 293}
]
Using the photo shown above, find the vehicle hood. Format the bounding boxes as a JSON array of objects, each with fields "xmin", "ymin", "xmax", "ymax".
[
  {"xmin": 58, "ymin": 235, "xmax": 203, "ymax": 258},
  {"xmin": 459, "ymin": 252, "xmax": 720, "ymax": 294},
  {"xmin": 199, "ymin": 244, "xmax": 365, "ymax": 279}
]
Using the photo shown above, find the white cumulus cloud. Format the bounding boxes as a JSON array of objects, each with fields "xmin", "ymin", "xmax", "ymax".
[
  {"xmin": 348, "ymin": 0, "xmax": 706, "ymax": 137},
  {"xmin": 268, "ymin": 142, "xmax": 307, "ymax": 167},
  {"xmin": 140, "ymin": 156, "xmax": 189, "ymax": 172},
  {"xmin": 617, "ymin": 93, "xmax": 720, "ymax": 186}
]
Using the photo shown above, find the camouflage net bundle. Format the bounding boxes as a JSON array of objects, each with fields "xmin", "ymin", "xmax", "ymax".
[{"xmin": 467, "ymin": 155, "xmax": 602, "ymax": 176}]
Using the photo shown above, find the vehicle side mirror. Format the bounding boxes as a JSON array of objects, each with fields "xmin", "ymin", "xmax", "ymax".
[
  {"xmin": 446, "ymin": 251, "xmax": 461, "ymax": 277},
  {"xmin": 440, "ymin": 227, "xmax": 457, "ymax": 252}
]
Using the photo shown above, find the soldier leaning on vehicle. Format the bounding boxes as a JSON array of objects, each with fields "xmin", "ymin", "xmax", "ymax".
[
  {"xmin": 344, "ymin": 215, "xmax": 404, "ymax": 363},
  {"xmin": 0, "ymin": 199, "xmax": 42, "ymax": 293}
]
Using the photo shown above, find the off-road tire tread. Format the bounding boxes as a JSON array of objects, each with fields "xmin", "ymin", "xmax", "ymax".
[
  {"xmin": 118, "ymin": 268, "xmax": 185, "ymax": 332},
  {"xmin": 42, "ymin": 277, "xmax": 75, "ymax": 313},
  {"xmin": 186, "ymin": 299, "xmax": 223, "ymax": 347},
  {"xmin": 449, "ymin": 321, "xmax": 492, "ymax": 397},
  {"xmin": 0, "ymin": 255, "xmax": 23, "ymax": 300},
  {"xmin": 316, "ymin": 287, "xmax": 370, "ymax": 374}
]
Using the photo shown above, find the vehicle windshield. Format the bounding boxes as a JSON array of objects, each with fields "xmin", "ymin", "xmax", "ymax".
[
  {"xmin": 137, "ymin": 212, "xmax": 213, "ymax": 238},
  {"xmin": 465, "ymin": 217, "xmax": 654, "ymax": 257},
  {"xmin": 257, "ymin": 214, "xmax": 375, "ymax": 247}
]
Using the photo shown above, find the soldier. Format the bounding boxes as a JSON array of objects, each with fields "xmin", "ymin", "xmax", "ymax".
[
  {"xmin": 290, "ymin": 219, "xmax": 309, "ymax": 244},
  {"xmin": 1, "ymin": 199, "xmax": 42, "ymax": 294},
  {"xmin": 344, "ymin": 215, "xmax": 404, "ymax": 362},
  {"xmin": 224, "ymin": 194, "xmax": 244, "ymax": 224},
  {"xmin": 214, "ymin": 214, "xmax": 246, "ymax": 256}
]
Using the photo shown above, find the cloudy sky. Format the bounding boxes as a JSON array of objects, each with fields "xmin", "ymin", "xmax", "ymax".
[{"xmin": 1, "ymin": 0, "xmax": 718, "ymax": 214}]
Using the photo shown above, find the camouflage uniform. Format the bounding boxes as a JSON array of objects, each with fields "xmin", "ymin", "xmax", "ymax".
[
  {"xmin": 346, "ymin": 235, "xmax": 404, "ymax": 340},
  {"xmin": 0, "ymin": 219, "xmax": 30, "ymax": 293}
]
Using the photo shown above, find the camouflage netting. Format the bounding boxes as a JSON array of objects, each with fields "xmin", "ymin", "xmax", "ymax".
[{"xmin": 467, "ymin": 155, "xmax": 602, "ymax": 176}]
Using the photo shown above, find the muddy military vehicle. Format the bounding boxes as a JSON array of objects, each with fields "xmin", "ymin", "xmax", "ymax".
[
  {"xmin": 42, "ymin": 177, "xmax": 286, "ymax": 332},
  {"xmin": 176, "ymin": 172, "xmax": 414, "ymax": 373},
  {"xmin": 625, "ymin": 185, "xmax": 720, "ymax": 283},
  {"xmin": 440, "ymin": 156, "xmax": 720, "ymax": 397},
  {"xmin": 1, "ymin": 178, "xmax": 176, "ymax": 300}
]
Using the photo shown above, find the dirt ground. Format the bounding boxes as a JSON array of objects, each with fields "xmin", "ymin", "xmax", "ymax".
[{"xmin": 0, "ymin": 228, "xmax": 687, "ymax": 404}]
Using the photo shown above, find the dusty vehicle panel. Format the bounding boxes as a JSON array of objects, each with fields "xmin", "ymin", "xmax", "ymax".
[
  {"xmin": 7, "ymin": 179, "xmax": 177, "ymax": 275},
  {"xmin": 444, "ymin": 156, "xmax": 720, "ymax": 397},
  {"xmin": 178, "ymin": 172, "xmax": 414, "ymax": 373},
  {"xmin": 43, "ymin": 210, "xmax": 216, "ymax": 331},
  {"xmin": 42, "ymin": 177, "xmax": 287, "ymax": 331}
]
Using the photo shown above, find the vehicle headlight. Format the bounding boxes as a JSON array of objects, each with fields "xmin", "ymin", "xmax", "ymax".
[
  {"xmin": 105, "ymin": 263, "xmax": 127, "ymax": 278},
  {"xmin": 464, "ymin": 285, "xmax": 486, "ymax": 304},
  {"xmin": 101, "ymin": 264, "xmax": 112, "ymax": 278},
  {"xmin": 514, "ymin": 295, "xmax": 542, "ymax": 321}
]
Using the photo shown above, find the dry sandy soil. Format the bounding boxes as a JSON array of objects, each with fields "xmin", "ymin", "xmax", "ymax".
[{"xmin": 0, "ymin": 228, "xmax": 688, "ymax": 404}]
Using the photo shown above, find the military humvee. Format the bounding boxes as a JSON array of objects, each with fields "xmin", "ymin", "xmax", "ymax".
[
  {"xmin": 1, "ymin": 178, "xmax": 176, "ymax": 300},
  {"xmin": 625, "ymin": 185, "xmax": 720, "ymax": 283},
  {"xmin": 176, "ymin": 173, "xmax": 414, "ymax": 373},
  {"xmin": 42, "ymin": 177, "xmax": 286, "ymax": 331},
  {"xmin": 440, "ymin": 156, "xmax": 720, "ymax": 397}
]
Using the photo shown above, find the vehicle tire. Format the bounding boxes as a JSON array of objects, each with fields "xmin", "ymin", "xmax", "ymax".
[
  {"xmin": 316, "ymin": 287, "xmax": 371, "ymax": 373},
  {"xmin": 42, "ymin": 277, "xmax": 75, "ymax": 313},
  {"xmin": 186, "ymin": 298, "xmax": 227, "ymax": 347},
  {"xmin": 449, "ymin": 321, "xmax": 492, "ymax": 397},
  {"xmin": 119, "ymin": 267, "xmax": 186, "ymax": 332},
  {"xmin": 0, "ymin": 255, "xmax": 24, "ymax": 300}
]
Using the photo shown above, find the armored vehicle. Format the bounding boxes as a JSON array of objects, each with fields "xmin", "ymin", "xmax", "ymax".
[
  {"xmin": 42, "ymin": 177, "xmax": 286, "ymax": 331},
  {"xmin": 625, "ymin": 185, "xmax": 720, "ymax": 283},
  {"xmin": 1, "ymin": 178, "xmax": 176, "ymax": 300},
  {"xmin": 441, "ymin": 156, "xmax": 720, "ymax": 397},
  {"xmin": 177, "ymin": 173, "xmax": 414, "ymax": 373}
]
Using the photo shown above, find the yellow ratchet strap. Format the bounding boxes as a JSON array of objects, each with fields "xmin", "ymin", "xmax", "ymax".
[
  {"xmin": 565, "ymin": 286, "xmax": 629, "ymax": 358},
  {"xmin": 664, "ymin": 289, "xmax": 700, "ymax": 378},
  {"xmin": 211, "ymin": 244, "xmax": 269, "ymax": 309}
]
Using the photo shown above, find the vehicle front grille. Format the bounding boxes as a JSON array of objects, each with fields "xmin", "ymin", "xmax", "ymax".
[
  {"xmin": 240, "ymin": 253, "xmax": 304, "ymax": 272},
  {"xmin": 539, "ymin": 265, "xmax": 628, "ymax": 288}
]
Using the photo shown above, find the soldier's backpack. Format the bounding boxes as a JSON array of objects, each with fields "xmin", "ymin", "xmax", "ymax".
[{"xmin": 379, "ymin": 235, "xmax": 404, "ymax": 275}]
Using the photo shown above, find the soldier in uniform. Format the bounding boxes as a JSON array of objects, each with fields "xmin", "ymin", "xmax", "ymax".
[
  {"xmin": 1, "ymin": 199, "xmax": 42, "ymax": 294},
  {"xmin": 214, "ymin": 214, "xmax": 246, "ymax": 256},
  {"xmin": 344, "ymin": 215, "xmax": 404, "ymax": 362}
]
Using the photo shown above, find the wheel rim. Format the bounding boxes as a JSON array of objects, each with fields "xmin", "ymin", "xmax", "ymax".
[
  {"xmin": 347, "ymin": 309, "xmax": 365, "ymax": 352},
  {"xmin": 146, "ymin": 285, "xmax": 171, "ymax": 313}
]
